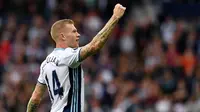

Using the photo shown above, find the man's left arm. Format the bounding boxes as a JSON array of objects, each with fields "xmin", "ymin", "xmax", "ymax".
[{"xmin": 26, "ymin": 83, "xmax": 46, "ymax": 112}]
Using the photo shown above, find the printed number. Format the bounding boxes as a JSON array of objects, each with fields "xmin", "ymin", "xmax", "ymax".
[{"xmin": 52, "ymin": 70, "xmax": 63, "ymax": 96}]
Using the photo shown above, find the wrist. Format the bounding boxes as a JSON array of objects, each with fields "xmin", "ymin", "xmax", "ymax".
[{"xmin": 112, "ymin": 15, "xmax": 120, "ymax": 20}]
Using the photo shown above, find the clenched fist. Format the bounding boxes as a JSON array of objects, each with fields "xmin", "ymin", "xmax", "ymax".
[{"xmin": 113, "ymin": 4, "xmax": 126, "ymax": 19}]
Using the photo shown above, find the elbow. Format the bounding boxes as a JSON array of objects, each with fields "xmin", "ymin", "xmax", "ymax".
[
  {"xmin": 30, "ymin": 93, "xmax": 41, "ymax": 103},
  {"xmin": 31, "ymin": 97, "xmax": 40, "ymax": 104}
]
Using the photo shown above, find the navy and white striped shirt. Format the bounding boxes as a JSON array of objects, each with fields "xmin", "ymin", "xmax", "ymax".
[{"xmin": 38, "ymin": 47, "xmax": 84, "ymax": 112}]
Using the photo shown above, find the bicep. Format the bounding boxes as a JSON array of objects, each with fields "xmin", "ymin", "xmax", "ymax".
[
  {"xmin": 31, "ymin": 83, "xmax": 47, "ymax": 101},
  {"xmin": 80, "ymin": 43, "xmax": 98, "ymax": 61}
]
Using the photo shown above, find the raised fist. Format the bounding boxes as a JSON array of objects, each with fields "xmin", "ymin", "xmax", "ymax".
[{"xmin": 113, "ymin": 4, "xmax": 126, "ymax": 19}]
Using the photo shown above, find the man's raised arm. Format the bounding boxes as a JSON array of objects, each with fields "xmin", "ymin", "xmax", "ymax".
[{"xmin": 79, "ymin": 3, "xmax": 126, "ymax": 61}]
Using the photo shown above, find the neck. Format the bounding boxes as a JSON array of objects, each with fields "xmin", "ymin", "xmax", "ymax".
[{"xmin": 56, "ymin": 42, "xmax": 68, "ymax": 48}]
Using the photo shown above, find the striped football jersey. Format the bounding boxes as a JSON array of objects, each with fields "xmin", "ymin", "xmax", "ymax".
[{"xmin": 38, "ymin": 47, "xmax": 84, "ymax": 112}]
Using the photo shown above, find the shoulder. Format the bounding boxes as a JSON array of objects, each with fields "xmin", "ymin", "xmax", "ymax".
[
  {"xmin": 51, "ymin": 48, "xmax": 72, "ymax": 56},
  {"xmin": 40, "ymin": 59, "xmax": 46, "ymax": 68},
  {"xmin": 40, "ymin": 60, "xmax": 47, "ymax": 73},
  {"xmin": 65, "ymin": 47, "xmax": 82, "ymax": 53},
  {"xmin": 52, "ymin": 47, "xmax": 81, "ymax": 54},
  {"xmin": 65, "ymin": 47, "xmax": 76, "ymax": 52}
]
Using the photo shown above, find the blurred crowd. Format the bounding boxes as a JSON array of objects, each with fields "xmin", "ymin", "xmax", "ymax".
[{"xmin": 1, "ymin": 0, "xmax": 200, "ymax": 112}]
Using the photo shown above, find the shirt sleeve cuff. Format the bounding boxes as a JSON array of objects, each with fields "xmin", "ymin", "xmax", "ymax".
[
  {"xmin": 78, "ymin": 47, "xmax": 82, "ymax": 62},
  {"xmin": 37, "ymin": 80, "xmax": 46, "ymax": 85}
]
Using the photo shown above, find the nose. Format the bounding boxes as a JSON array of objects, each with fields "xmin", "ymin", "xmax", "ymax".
[{"xmin": 77, "ymin": 32, "xmax": 80, "ymax": 37}]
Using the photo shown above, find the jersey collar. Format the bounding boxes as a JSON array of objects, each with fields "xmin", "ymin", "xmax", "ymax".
[{"xmin": 54, "ymin": 48, "xmax": 65, "ymax": 51}]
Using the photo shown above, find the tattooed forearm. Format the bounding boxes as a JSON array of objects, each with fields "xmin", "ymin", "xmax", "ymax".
[
  {"xmin": 26, "ymin": 100, "xmax": 40, "ymax": 112},
  {"xmin": 26, "ymin": 83, "xmax": 46, "ymax": 112},
  {"xmin": 92, "ymin": 16, "xmax": 119, "ymax": 49},
  {"xmin": 80, "ymin": 16, "xmax": 119, "ymax": 61}
]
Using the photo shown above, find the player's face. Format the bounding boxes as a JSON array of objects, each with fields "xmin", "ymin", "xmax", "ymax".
[{"xmin": 65, "ymin": 24, "xmax": 80, "ymax": 48}]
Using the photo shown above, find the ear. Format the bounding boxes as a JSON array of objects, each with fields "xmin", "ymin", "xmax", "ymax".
[{"xmin": 61, "ymin": 33, "xmax": 66, "ymax": 40}]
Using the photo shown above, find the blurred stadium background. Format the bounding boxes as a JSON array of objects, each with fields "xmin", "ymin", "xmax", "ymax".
[{"xmin": 1, "ymin": 0, "xmax": 200, "ymax": 112}]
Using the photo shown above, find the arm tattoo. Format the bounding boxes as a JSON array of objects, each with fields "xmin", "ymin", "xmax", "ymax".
[
  {"xmin": 26, "ymin": 83, "xmax": 46, "ymax": 112},
  {"xmin": 80, "ymin": 16, "xmax": 119, "ymax": 61},
  {"xmin": 93, "ymin": 16, "xmax": 119, "ymax": 48},
  {"xmin": 26, "ymin": 100, "xmax": 39, "ymax": 112}
]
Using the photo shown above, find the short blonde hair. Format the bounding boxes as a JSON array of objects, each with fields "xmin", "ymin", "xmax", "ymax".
[{"xmin": 50, "ymin": 19, "xmax": 74, "ymax": 41}]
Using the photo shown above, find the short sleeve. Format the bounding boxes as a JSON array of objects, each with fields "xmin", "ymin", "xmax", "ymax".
[
  {"xmin": 37, "ymin": 61, "xmax": 46, "ymax": 85},
  {"xmin": 61, "ymin": 47, "xmax": 82, "ymax": 68}
]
